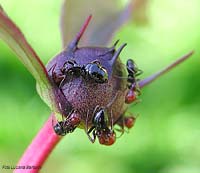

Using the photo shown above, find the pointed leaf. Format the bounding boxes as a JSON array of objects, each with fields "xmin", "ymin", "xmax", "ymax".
[
  {"xmin": 60, "ymin": 0, "xmax": 146, "ymax": 47},
  {"xmin": 0, "ymin": 6, "xmax": 50, "ymax": 88},
  {"xmin": 0, "ymin": 6, "xmax": 56, "ymax": 110},
  {"xmin": 139, "ymin": 51, "xmax": 194, "ymax": 88}
]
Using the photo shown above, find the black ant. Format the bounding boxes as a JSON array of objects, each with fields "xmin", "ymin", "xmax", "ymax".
[
  {"xmin": 86, "ymin": 107, "xmax": 116, "ymax": 146},
  {"xmin": 125, "ymin": 59, "xmax": 142, "ymax": 104},
  {"xmin": 53, "ymin": 112, "xmax": 81, "ymax": 136},
  {"xmin": 57, "ymin": 60, "xmax": 108, "ymax": 86},
  {"xmin": 49, "ymin": 60, "xmax": 108, "ymax": 87},
  {"xmin": 54, "ymin": 121, "xmax": 67, "ymax": 136},
  {"xmin": 85, "ymin": 92, "xmax": 120, "ymax": 145}
]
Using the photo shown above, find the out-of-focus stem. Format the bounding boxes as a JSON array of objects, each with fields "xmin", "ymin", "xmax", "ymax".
[
  {"xmin": 14, "ymin": 114, "xmax": 62, "ymax": 173},
  {"xmin": 139, "ymin": 51, "xmax": 194, "ymax": 88}
]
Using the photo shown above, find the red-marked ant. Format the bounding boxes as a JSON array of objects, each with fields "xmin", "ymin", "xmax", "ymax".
[
  {"xmin": 125, "ymin": 59, "xmax": 142, "ymax": 104},
  {"xmin": 86, "ymin": 107, "xmax": 116, "ymax": 146},
  {"xmin": 53, "ymin": 112, "xmax": 81, "ymax": 136}
]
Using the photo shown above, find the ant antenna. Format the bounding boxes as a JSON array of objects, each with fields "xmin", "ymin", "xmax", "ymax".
[
  {"xmin": 85, "ymin": 108, "xmax": 96, "ymax": 143},
  {"xmin": 97, "ymin": 40, "xmax": 120, "ymax": 57},
  {"xmin": 106, "ymin": 91, "xmax": 120, "ymax": 108},
  {"xmin": 48, "ymin": 63, "xmax": 57, "ymax": 73},
  {"xmin": 110, "ymin": 109, "xmax": 114, "ymax": 130},
  {"xmin": 85, "ymin": 109, "xmax": 90, "ymax": 133},
  {"xmin": 113, "ymin": 39, "xmax": 120, "ymax": 47}
]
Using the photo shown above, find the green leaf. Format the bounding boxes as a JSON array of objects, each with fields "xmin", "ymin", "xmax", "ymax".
[{"xmin": 0, "ymin": 6, "xmax": 55, "ymax": 111}]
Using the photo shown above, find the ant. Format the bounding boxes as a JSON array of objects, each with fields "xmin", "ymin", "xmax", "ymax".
[
  {"xmin": 85, "ymin": 92, "xmax": 120, "ymax": 145},
  {"xmin": 54, "ymin": 60, "xmax": 108, "ymax": 87},
  {"xmin": 125, "ymin": 59, "xmax": 143, "ymax": 104},
  {"xmin": 86, "ymin": 107, "xmax": 116, "ymax": 146},
  {"xmin": 53, "ymin": 112, "xmax": 81, "ymax": 136},
  {"xmin": 49, "ymin": 60, "xmax": 108, "ymax": 87}
]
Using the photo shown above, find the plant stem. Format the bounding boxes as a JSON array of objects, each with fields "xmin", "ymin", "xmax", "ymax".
[{"xmin": 14, "ymin": 114, "xmax": 62, "ymax": 173}]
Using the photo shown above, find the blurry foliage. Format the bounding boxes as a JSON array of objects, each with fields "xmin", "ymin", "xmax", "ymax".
[{"xmin": 0, "ymin": 0, "xmax": 200, "ymax": 173}]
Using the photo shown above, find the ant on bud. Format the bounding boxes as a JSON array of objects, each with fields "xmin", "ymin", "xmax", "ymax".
[
  {"xmin": 47, "ymin": 15, "xmax": 145, "ymax": 146},
  {"xmin": 86, "ymin": 108, "xmax": 116, "ymax": 146},
  {"xmin": 51, "ymin": 60, "xmax": 108, "ymax": 87},
  {"xmin": 125, "ymin": 59, "xmax": 142, "ymax": 104},
  {"xmin": 53, "ymin": 112, "xmax": 81, "ymax": 136}
]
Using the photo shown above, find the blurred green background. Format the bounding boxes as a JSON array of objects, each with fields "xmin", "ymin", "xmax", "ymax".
[{"xmin": 0, "ymin": 0, "xmax": 200, "ymax": 173}]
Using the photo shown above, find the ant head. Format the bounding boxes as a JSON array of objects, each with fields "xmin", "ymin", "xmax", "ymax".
[
  {"xmin": 84, "ymin": 61, "xmax": 108, "ymax": 84},
  {"xmin": 53, "ymin": 122, "xmax": 66, "ymax": 136},
  {"xmin": 127, "ymin": 59, "xmax": 143, "ymax": 76},
  {"xmin": 97, "ymin": 128, "xmax": 116, "ymax": 146}
]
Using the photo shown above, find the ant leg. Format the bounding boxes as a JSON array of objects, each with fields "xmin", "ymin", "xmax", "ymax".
[
  {"xmin": 92, "ymin": 130, "xmax": 96, "ymax": 143},
  {"xmin": 49, "ymin": 63, "xmax": 66, "ymax": 87},
  {"xmin": 114, "ymin": 116, "xmax": 126, "ymax": 137},
  {"xmin": 135, "ymin": 69, "xmax": 143, "ymax": 76},
  {"xmin": 61, "ymin": 111, "xmax": 81, "ymax": 133},
  {"xmin": 87, "ymin": 126, "xmax": 95, "ymax": 134},
  {"xmin": 115, "ymin": 114, "xmax": 137, "ymax": 134},
  {"xmin": 53, "ymin": 73, "xmax": 65, "ymax": 87},
  {"xmin": 85, "ymin": 109, "xmax": 90, "ymax": 133},
  {"xmin": 85, "ymin": 109, "xmax": 97, "ymax": 143},
  {"xmin": 87, "ymin": 126, "xmax": 96, "ymax": 143},
  {"xmin": 135, "ymin": 79, "xmax": 141, "ymax": 95},
  {"xmin": 110, "ymin": 109, "xmax": 114, "ymax": 130},
  {"xmin": 58, "ymin": 75, "xmax": 67, "ymax": 88}
]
